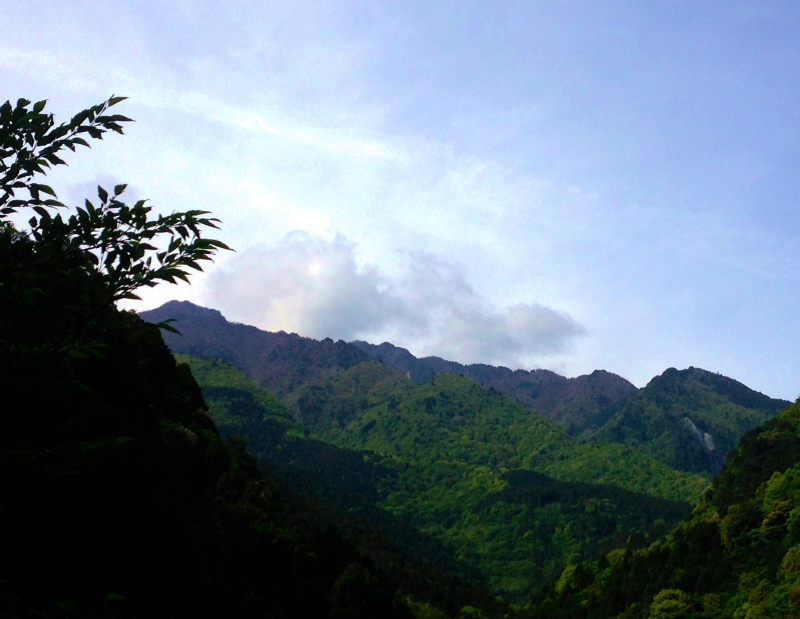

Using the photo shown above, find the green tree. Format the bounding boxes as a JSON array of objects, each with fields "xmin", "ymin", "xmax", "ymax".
[
  {"xmin": 1, "ymin": 96, "xmax": 231, "ymax": 413},
  {"xmin": 1, "ymin": 95, "xmax": 230, "ymax": 304},
  {"xmin": 648, "ymin": 589, "xmax": 694, "ymax": 619}
]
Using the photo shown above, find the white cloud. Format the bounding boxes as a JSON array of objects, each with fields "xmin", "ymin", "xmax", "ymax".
[
  {"xmin": 205, "ymin": 232, "xmax": 584, "ymax": 369},
  {"xmin": 205, "ymin": 232, "xmax": 404, "ymax": 339}
]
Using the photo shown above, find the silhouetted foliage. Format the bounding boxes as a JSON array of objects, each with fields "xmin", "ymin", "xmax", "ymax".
[{"xmin": 0, "ymin": 97, "xmax": 410, "ymax": 619}]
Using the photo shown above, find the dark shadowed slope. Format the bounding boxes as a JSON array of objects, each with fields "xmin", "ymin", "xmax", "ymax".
[{"xmin": 1, "ymin": 309, "xmax": 411, "ymax": 619}]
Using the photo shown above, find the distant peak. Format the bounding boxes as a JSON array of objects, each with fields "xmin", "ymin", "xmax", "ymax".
[{"xmin": 139, "ymin": 300, "xmax": 228, "ymax": 324}]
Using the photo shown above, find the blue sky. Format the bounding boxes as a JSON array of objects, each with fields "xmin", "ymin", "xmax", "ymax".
[{"xmin": 2, "ymin": 1, "xmax": 798, "ymax": 400}]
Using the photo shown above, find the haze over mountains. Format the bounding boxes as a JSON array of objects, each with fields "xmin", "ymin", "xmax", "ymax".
[{"xmin": 141, "ymin": 300, "xmax": 789, "ymax": 477}]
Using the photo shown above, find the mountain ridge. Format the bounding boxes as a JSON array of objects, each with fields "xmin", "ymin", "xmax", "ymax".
[
  {"xmin": 586, "ymin": 365, "xmax": 789, "ymax": 474},
  {"xmin": 140, "ymin": 300, "xmax": 371, "ymax": 400},
  {"xmin": 140, "ymin": 301, "xmax": 790, "ymax": 477},
  {"xmin": 350, "ymin": 339, "xmax": 638, "ymax": 434}
]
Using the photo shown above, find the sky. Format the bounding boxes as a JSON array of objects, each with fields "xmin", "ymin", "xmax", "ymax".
[{"xmin": 2, "ymin": 1, "xmax": 798, "ymax": 400}]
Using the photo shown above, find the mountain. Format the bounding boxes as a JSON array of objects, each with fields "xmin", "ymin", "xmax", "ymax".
[
  {"xmin": 350, "ymin": 340, "xmax": 790, "ymax": 475},
  {"xmin": 528, "ymin": 397, "xmax": 800, "ymax": 619},
  {"xmin": 138, "ymin": 300, "xmax": 790, "ymax": 601},
  {"xmin": 141, "ymin": 301, "xmax": 706, "ymax": 498},
  {"xmin": 178, "ymin": 353, "xmax": 702, "ymax": 601},
  {"xmin": 141, "ymin": 302, "xmax": 640, "ymax": 437},
  {"xmin": 351, "ymin": 340, "xmax": 638, "ymax": 435},
  {"xmin": 584, "ymin": 367, "xmax": 790, "ymax": 475},
  {"xmin": 169, "ymin": 354, "xmax": 501, "ymax": 609},
  {"xmin": 140, "ymin": 301, "xmax": 370, "ymax": 405}
]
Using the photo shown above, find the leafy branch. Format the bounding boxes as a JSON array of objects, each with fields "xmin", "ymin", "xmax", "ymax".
[
  {"xmin": 0, "ymin": 96, "xmax": 231, "ymax": 303},
  {"xmin": 1, "ymin": 95, "xmax": 130, "ymax": 216}
]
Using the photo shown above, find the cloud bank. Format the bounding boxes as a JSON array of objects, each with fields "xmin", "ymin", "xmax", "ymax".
[{"xmin": 206, "ymin": 232, "xmax": 584, "ymax": 368}]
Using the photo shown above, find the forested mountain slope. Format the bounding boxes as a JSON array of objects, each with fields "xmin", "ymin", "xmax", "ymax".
[
  {"xmin": 177, "ymin": 353, "xmax": 707, "ymax": 601},
  {"xmin": 171, "ymin": 355, "xmax": 504, "ymax": 613},
  {"xmin": 584, "ymin": 367, "xmax": 790, "ymax": 475},
  {"xmin": 350, "ymin": 340, "xmax": 789, "ymax": 475},
  {"xmin": 527, "ymin": 397, "xmax": 800, "ymax": 619},
  {"xmin": 351, "ymin": 340, "xmax": 638, "ymax": 435},
  {"xmin": 144, "ymin": 302, "xmax": 787, "ymax": 478}
]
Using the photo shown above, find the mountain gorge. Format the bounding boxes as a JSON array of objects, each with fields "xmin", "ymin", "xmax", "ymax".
[{"xmin": 176, "ymin": 352, "xmax": 700, "ymax": 600}]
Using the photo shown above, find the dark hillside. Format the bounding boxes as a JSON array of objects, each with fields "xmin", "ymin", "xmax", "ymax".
[{"xmin": 0, "ymin": 306, "xmax": 411, "ymax": 619}]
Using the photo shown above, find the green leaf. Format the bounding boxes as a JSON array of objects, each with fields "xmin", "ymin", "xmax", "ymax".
[
  {"xmin": 117, "ymin": 290, "xmax": 142, "ymax": 300},
  {"xmin": 97, "ymin": 114, "xmax": 133, "ymax": 123},
  {"xmin": 43, "ymin": 153, "xmax": 67, "ymax": 166},
  {"xmin": 30, "ymin": 183, "xmax": 57, "ymax": 198},
  {"xmin": 205, "ymin": 239, "xmax": 233, "ymax": 250}
]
